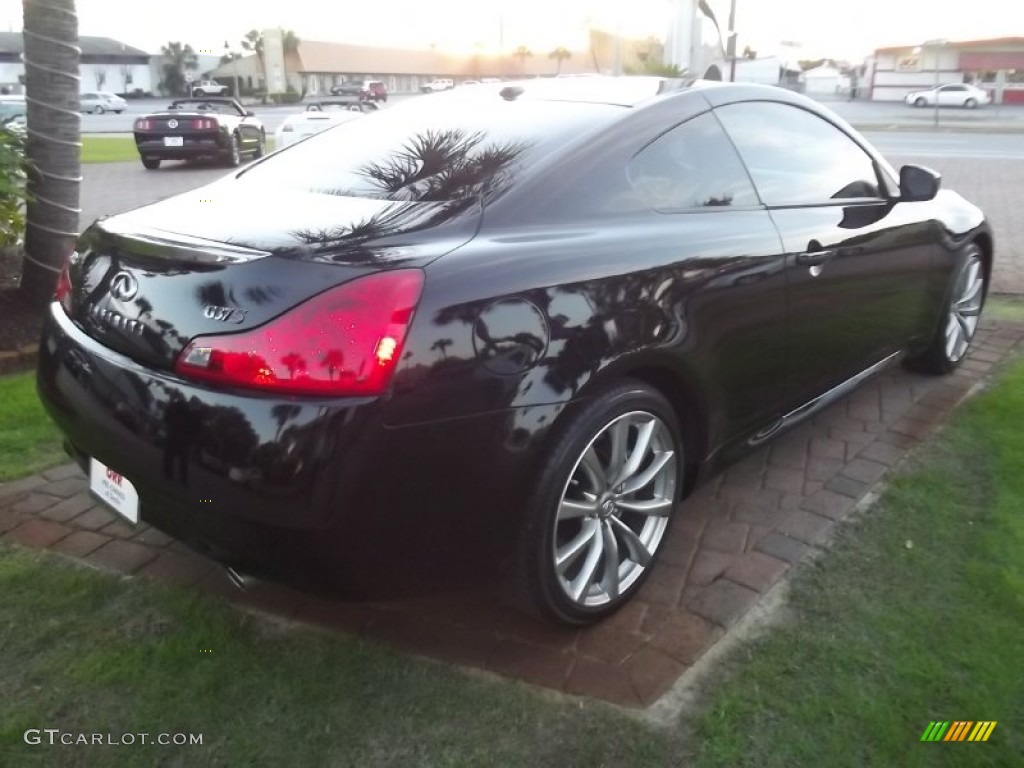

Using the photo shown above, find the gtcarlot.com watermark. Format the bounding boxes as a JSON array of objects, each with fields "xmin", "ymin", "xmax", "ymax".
[{"xmin": 24, "ymin": 729, "xmax": 203, "ymax": 746}]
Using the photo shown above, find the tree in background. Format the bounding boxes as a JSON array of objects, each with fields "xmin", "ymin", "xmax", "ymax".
[
  {"xmin": 241, "ymin": 29, "xmax": 300, "ymax": 58},
  {"xmin": 548, "ymin": 47, "xmax": 572, "ymax": 75},
  {"xmin": 624, "ymin": 60, "xmax": 687, "ymax": 77},
  {"xmin": 513, "ymin": 45, "xmax": 533, "ymax": 74},
  {"xmin": 241, "ymin": 29, "xmax": 263, "ymax": 57},
  {"xmin": 18, "ymin": 0, "xmax": 80, "ymax": 304},
  {"xmin": 160, "ymin": 41, "xmax": 197, "ymax": 96},
  {"xmin": 799, "ymin": 58, "xmax": 827, "ymax": 71}
]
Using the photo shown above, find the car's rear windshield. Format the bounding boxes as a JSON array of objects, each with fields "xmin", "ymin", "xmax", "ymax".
[{"xmin": 238, "ymin": 99, "xmax": 623, "ymax": 203}]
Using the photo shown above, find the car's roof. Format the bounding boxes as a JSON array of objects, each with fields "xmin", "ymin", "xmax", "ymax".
[{"xmin": 435, "ymin": 75, "xmax": 786, "ymax": 109}]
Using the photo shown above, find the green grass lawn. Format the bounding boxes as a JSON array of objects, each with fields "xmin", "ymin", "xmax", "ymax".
[
  {"xmin": 0, "ymin": 546, "xmax": 675, "ymax": 767},
  {"xmin": 0, "ymin": 372, "xmax": 64, "ymax": 481},
  {"xmin": 0, "ymin": 342, "xmax": 1021, "ymax": 765},
  {"xmin": 80, "ymin": 136, "xmax": 138, "ymax": 164},
  {"xmin": 986, "ymin": 294, "xmax": 1024, "ymax": 324},
  {"xmin": 80, "ymin": 136, "xmax": 277, "ymax": 164}
]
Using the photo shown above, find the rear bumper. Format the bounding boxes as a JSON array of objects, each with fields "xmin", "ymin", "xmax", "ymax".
[
  {"xmin": 36, "ymin": 303, "xmax": 550, "ymax": 579},
  {"xmin": 134, "ymin": 133, "xmax": 228, "ymax": 159}
]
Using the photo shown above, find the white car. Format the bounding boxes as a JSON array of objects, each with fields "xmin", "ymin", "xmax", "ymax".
[
  {"xmin": 420, "ymin": 78, "xmax": 454, "ymax": 93},
  {"xmin": 80, "ymin": 91, "xmax": 126, "ymax": 114},
  {"xmin": 905, "ymin": 83, "xmax": 991, "ymax": 109},
  {"xmin": 192, "ymin": 80, "xmax": 229, "ymax": 97},
  {"xmin": 273, "ymin": 99, "xmax": 370, "ymax": 148}
]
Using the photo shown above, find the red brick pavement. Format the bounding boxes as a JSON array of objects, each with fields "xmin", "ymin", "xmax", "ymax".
[{"xmin": 2, "ymin": 321, "xmax": 1021, "ymax": 709}]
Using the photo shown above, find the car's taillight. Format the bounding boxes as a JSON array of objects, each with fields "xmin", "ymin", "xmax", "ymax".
[
  {"xmin": 54, "ymin": 260, "xmax": 72, "ymax": 311},
  {"xmin": 191, "ymin": 118, "xmax": 215, "ymax": 130},
  {"xmin": 134, "ymin": 118, "xmax": 152, "ymax": 131},
  {"xmin": 174, "ymin": 270, "xmax": 424, "ymax": 396}
]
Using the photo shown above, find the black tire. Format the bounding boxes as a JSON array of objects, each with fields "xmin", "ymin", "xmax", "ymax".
[
  {"xmin": 515, "ymin": 380, "xmax": 684, "ymax": 625},
  {"xmin": 93, "ymin": 105, "xmax": 105, "ymax": 114},
  {"xmin": 904, "ymin": 243, "xmax": 987, "ymax": 375},
  {"xmin": 915, "ymin": 97, "xmax": 927, "ymax": 107},
  {"xmin": 141, "ymin": 157, "xmax": 161, "ymax": 170},
  {"xmin": 964, "ymin": 97, "xmax": 978, "ymax": 109},
  {"xmin": 253, "ymin": 131, "xmax": 266, "ymax": 158},
  {"xmin": 224, "ymin": 133, "xmax": 241, "ymax": 167}
]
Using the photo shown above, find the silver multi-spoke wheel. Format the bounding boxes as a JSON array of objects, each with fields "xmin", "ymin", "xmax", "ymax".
[
  {"xmin": 945, "ymin": 255, "xmax": 984, "ymax": 363},
  {"xmin": 552, "ymin": 410, "xmax": 678, "ymax": 608}
]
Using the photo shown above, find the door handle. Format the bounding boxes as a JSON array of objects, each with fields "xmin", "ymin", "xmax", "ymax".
[{"xmin": 795, "ymin": 249, "xmax": 836, "ymax": 267}]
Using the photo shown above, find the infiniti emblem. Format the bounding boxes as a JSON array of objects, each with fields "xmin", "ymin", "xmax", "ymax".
[
  {"xmin": 167, "ymin": 118, "xmax": 178, "ymax": 129},
  {"xmin": 110, "ymin": 271, "xmax": 138, "ymax": 301}
]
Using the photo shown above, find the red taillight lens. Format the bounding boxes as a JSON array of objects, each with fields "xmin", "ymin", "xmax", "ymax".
[
  {"xmin": 190, "ymin": 118, "xmax": 215, "ymax": 130},
  {"xmin": 54, "ymin": 261, "xmax": 72, "ymax": 311},
  {"xmin": 134, "ymin": 118, "xmax": 152, "ymax": 131},
  {"xmin": 174, "ymin": 270, "xmax": 424, "ymax": 396}
]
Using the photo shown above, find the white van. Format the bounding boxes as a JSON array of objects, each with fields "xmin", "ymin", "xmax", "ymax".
[{"xmin": 420, "ymin": 78, "xmax": 454, "ymax": 93}]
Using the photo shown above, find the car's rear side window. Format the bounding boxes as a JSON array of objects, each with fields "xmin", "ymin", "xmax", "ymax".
[{"xmin": 239, "ymin": 100, "xmax": 622, "ymax": 203}]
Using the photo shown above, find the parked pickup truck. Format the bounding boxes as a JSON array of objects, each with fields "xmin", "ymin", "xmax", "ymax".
[
  {"xmin": 192, "ymin": 80, "xmax": 229, "ymax": 96},
  {"xmin": 419, "ymin": 78, "xmax": 454, "ymax": 93}
]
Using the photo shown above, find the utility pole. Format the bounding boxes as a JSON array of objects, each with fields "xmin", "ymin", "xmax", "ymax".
[
  {"xmin": 225, "ymin": 41, "xmax": 241, "ymax": 100},
  {"xmin": 727, "ymin": 0, "xmax": 737, "ymax": 81}
]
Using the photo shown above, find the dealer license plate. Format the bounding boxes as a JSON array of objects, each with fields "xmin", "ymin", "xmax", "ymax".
[{"xmin": 89, "ymin": 458, "xmax": 139, "ymax": 524}]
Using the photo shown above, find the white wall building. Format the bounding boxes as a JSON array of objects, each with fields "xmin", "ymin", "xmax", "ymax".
[
  {"xmin": 870, "ymin": 45, "xmax": 962, "ymax": 102},
  {"xmin": 0, "ymin": 32, "xmax": 152, "ymax": 94},
  {"xmin": 870, "ymin": 37, "xmax": 1024, "ymax": 104},
  {"xmin": 803, "ymin": 63, "xmax": 848, "ymax": 95}
]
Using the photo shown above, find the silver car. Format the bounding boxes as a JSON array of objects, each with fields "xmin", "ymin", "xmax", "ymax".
[{"xmin": 81, "ymin": 92, "xmax": 126, "ymax": 114}]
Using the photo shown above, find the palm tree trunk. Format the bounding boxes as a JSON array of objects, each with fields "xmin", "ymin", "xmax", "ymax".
[{"xmin": 19, "ymin": 0, "xmax": 81, "ymax": 305}]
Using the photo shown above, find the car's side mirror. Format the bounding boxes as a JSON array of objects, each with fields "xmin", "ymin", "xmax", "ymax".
[
  {"xmin": 899, "ymin": 164, "xmax": 941, "ymax": 202},
  {"xmin": 246, "ymin": 110, "xmax": 256, "ymax": 117}
]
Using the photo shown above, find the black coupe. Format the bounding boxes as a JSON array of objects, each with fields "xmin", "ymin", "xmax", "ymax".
[
  {"xmin": 40, "ymin": 77, "xmax": 991, "ymax": 624},
  {"xmin": 133, "ymin": 98, "xmax": 266, "ymax": 170}
]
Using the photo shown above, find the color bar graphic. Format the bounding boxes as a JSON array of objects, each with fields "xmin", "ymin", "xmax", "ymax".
[{"xmin": 921, "ymin": 721, "xmax": 996, "ymax": 742}]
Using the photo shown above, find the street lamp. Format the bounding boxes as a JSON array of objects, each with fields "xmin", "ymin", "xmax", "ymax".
[{"xmin": 923, "ymin": 38, "xmax": 949, "ymax": 128}]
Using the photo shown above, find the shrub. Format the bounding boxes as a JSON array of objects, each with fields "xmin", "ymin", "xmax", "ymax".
[
  {"xmin": 0, "ymin": 126, "xmax": 28, "ymax": 249},
  {"xmin": 268, "ymin": 90, "xmax": 302, "ymax": 104}
]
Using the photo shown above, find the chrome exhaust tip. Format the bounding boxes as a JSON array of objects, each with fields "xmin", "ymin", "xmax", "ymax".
[{"xmin": 224, "ymin": 566, "xmax": 255, "ymax": 591}]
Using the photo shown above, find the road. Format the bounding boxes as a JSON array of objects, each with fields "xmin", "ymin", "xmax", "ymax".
[
  {"xmin": 810, "ymin": 95, "xmax": 1024, "ymax": 130},
  {"xmin": 79, "ymin": 129, "xmax": 1024, "ymax": 295},
  {"xmin": 865, "ymin": 131, "xmax": 1024, "ymax": 161}
]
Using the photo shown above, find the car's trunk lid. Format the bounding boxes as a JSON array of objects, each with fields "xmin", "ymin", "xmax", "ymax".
[{"xmin": 66, "ymin": 186, "xmax": 479, "ymax": 370}]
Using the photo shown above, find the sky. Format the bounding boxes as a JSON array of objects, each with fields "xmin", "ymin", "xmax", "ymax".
[{"xmin": 0, "ymin": 0, "xmax": 1022, "ymax": 62}]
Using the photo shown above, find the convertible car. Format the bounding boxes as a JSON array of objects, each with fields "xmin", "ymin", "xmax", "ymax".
[
  {"xmin": 133, "ymin": 98, "xmax": 265, "ymax": 170},
  {"xmin": 40, "ymin": 77, "xmax": 991, "ymax": 624},
  {"xmin": 273, "ymin": 98, "xmax": 373, "ymax": 149}
]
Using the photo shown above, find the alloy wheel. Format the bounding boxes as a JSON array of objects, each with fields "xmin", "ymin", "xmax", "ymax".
[
  {"xmin": 552, "ymin": 410, "xmax": 677, "ymax": 608},
  {"xmin": 945, "ymin": 255, "xmax": 984, "ymax": 362}
]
